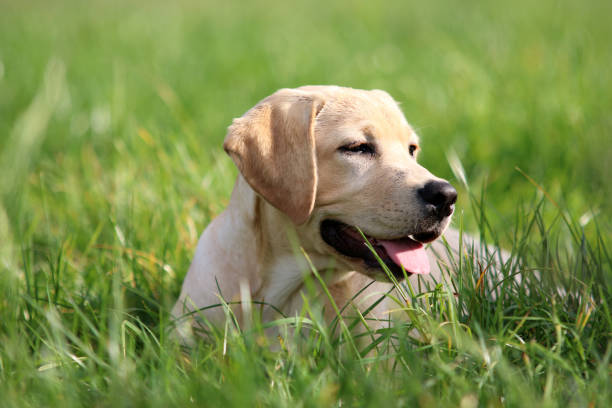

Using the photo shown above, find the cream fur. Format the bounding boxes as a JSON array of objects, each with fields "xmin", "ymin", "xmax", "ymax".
[{"xmin": 173, "ymin": 86, "xmax": 497, "ymax": 333}]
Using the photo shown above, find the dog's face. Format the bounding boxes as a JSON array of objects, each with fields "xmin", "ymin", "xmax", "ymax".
[{"xmin": 224, "ymin": 86, "xmax": 456, "ymax": 280}]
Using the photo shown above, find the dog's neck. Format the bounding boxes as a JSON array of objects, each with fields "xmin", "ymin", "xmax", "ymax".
[
  {"xmin": 218, "ymin": 176, "xmax": 352, "ymax": 316},
  {"xmin": 175, "ymin": 175, "xmax": 391, "ymax": 327},
  {"xmin": 179, "ymin": 175, "xmax": 355, "ymax": 323},
  {"xmin": 192, "ymin": 176, "xmax": 308, "ymax": 316}
]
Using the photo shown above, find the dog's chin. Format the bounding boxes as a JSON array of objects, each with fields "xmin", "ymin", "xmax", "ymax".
[{"xmin": 319, "ymin": 219, "xmax": 443, "ymax": 281}]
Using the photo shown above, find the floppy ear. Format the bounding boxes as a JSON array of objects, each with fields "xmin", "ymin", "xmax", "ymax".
[{"xmin": 223, "ymin": 89, "xmax": 325, "ymax": 225}]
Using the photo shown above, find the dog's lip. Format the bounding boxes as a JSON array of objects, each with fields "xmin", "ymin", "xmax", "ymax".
[
  {"xmin": 319, "ymin": 219, "xmax": 433, "ymax": 278},
  {"xmin": 411, "ymin": 230, "xmax": 439, "ymax": 244},
  {"xmin": 321, "ymin": 219, "xmax": 438, "ymax": 245},
  {"xmin": 335, "ymin": 225, "xmax": 417, "ymax": 245}
]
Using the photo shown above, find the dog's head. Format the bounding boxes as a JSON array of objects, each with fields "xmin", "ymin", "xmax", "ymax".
[{"xmin": 224, "ymin": 86, "xmax": 456, "ymax": 280}]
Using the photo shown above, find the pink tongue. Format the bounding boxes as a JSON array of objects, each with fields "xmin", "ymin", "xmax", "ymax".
[{"xmin": 378, "ymin": 239, "xmax": 430, "ymax": 275}]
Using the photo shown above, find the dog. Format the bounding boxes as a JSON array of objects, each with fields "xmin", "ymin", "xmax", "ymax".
[{"xmin": 173, "ymin": 86, "xmax": 491, "ymax": 332}]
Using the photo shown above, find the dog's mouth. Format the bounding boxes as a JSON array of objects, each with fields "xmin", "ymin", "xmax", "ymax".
[{"xmin": 320, "ymin": 220, "xmax": 432, "ymax": 279}]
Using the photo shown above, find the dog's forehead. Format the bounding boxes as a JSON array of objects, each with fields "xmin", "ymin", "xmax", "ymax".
[{"xmin": 314, "ymin": 88, "xmax": 417, "ymax": 143}]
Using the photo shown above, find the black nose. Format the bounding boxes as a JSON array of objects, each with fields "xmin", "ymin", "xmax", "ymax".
[{"xmin": 418, "ymin": 180, "xmax": 457, "ymax": 218}]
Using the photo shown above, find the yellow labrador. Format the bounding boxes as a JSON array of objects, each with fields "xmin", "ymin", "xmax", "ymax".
[{"xmin": 173, "ymin": 86, "xmax": 479, "ymax": 329}]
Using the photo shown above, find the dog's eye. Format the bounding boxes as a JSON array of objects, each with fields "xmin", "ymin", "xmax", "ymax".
[
  {"xmin": 339, "ymin": 143, "xmax": 376, "ymax": 155},
  {"xmin": 409, "ymin": 144, "xmax": 418, "ymax": 157}
]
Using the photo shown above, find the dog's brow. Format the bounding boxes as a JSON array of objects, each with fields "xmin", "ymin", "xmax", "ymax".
[
  {"xmin": 408, "ymin": 131, "xmax": 420, "ymax": 144},
  {"xmin": 338, "ymin": 135, "xmax": 368, "ymax": 147},
  {"xmin": 361, "ymin": 125, "xmax": 376, "ymax": 140}
]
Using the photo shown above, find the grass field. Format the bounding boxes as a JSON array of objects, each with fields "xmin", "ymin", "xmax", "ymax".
[{"xmin": 1, "ymin": 0, "xmax": 611, "ymax": 406}]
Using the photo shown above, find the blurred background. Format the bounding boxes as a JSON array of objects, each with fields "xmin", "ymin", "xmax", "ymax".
[{"xmin": 1, "ymin": 0, "xmax": 610, "ymax": 281}]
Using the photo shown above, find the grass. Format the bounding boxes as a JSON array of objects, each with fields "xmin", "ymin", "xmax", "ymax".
[{"xmin": 1, "ymin": 0, "xmax": 611, "ymax": 406}]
